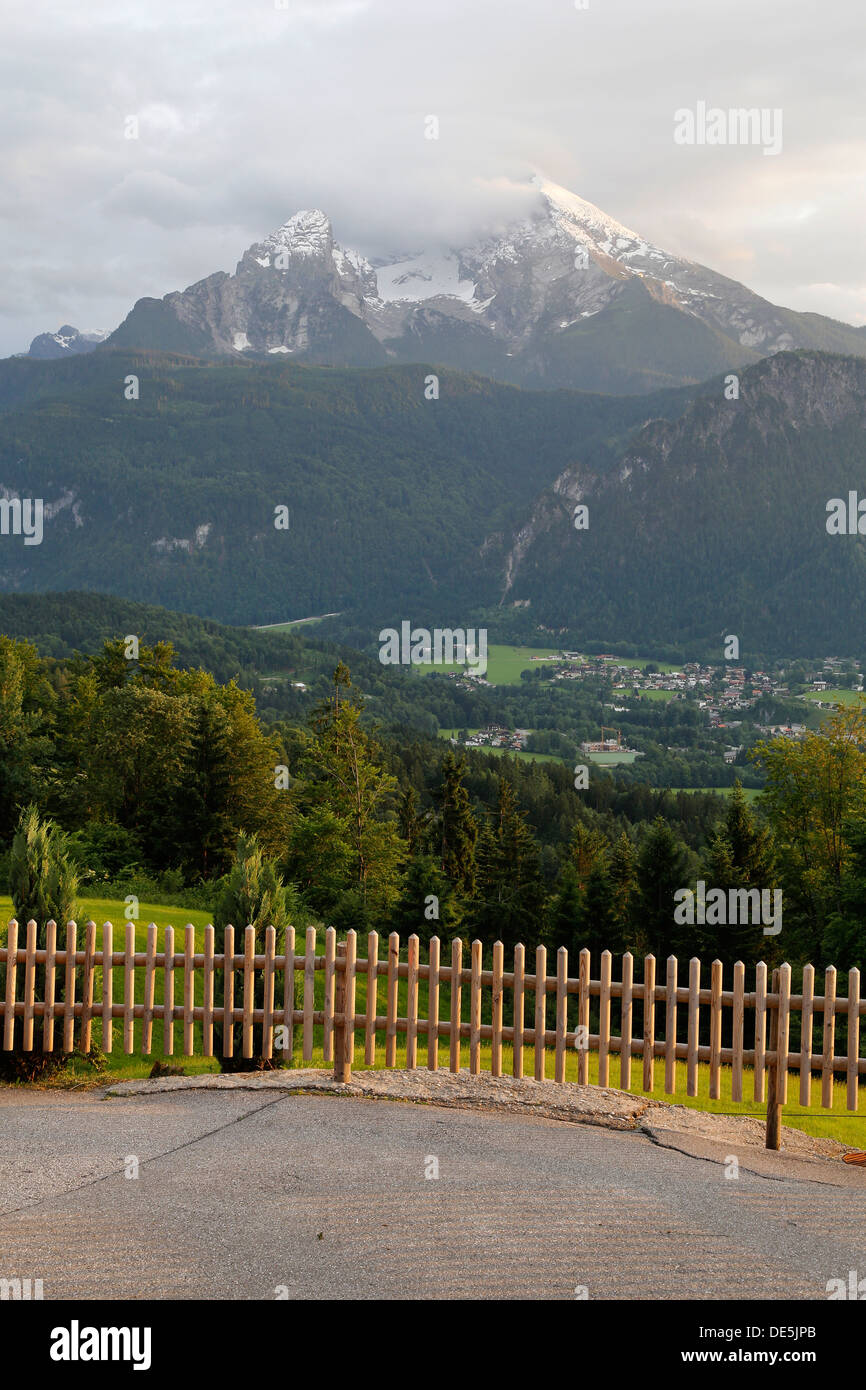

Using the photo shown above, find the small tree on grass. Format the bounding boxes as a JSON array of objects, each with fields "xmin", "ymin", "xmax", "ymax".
[
  {"xmin": 9, "ymin": 805, "xmax": 78, "ymax": 944},
  {"xmin": 2, "ymin": 805, "xmax": 78, "ymax": 1079},
  {"xmin": 213, "ymin": 834, "xmax": 295, "ymax": 1070}
]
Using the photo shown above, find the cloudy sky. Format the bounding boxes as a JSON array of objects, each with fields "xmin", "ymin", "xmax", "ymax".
[{"xmin": 1, "ymin": 0, "xmax": 864, "ymax": 356}]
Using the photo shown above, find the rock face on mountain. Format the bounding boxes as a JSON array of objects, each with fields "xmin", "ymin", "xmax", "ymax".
[
  {"xmin": 27, "ymin": 325, "xmax": 108, "ymax": 360},
  {"xmin": 102, "ymin": 178, "xmax": 866, "ymax": 393},
  {"xmin": 494, "ymin": 350, "xmax": 866, "ymax": 651}
]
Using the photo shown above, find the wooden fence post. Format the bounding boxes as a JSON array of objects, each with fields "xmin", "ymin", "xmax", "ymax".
[
  {"xmin": 334, "ymin": 939, "xmax": 351, "ymax": 1083},
  {"xmin": 765, "ymin": 966, "xmax": 782, "ymax": 1150},
  {"xmin": 43, "ymin": 920, "xmax": 57, "ymax": 1054},
  {"xmin": 449, "ymin": 938, "xmax": 463, "ymax": 1073},
  {"xmin": 3, "ymin": 921, "xmax": 18, "ymax": 1052}
]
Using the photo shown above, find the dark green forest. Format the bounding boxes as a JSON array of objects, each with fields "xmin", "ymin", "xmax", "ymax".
[{"xmin": 2, "ymin": 609, "xmax": 865, "ymax": 986}]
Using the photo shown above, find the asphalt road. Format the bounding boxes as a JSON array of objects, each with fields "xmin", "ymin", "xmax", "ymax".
[{"xmin": 1, "ymin": 1088, "xmax": 864, "ymax": 1300}]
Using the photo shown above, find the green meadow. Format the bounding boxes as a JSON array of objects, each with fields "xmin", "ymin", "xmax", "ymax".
[
  {"xmin": 437, "ymin": 729, "xmax": 566, "ymax": 766},
  {"xmin": 656, "ymin": 786, "xmax": 763, "ymax": 802},
  {"xmin": 802, "ymin": 688, "xmax": 861, "ymax": 707},
  {"xmin": 421, "ymin": 643, "xmax": 562, "ymax": 685},
  {"xmin": 419, "ymin": 644, "xmax": 682, "ymax": 687},
  {"xmin": 631, "ymin": 688, "xmax": 677, "ymax": 703}
]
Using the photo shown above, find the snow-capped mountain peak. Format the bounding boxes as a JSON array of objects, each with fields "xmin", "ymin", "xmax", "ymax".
[
  {"xmin": 264, "ymin": 208, "xmax": 333, "ymax": 260},
  {"xmin": 94, "ymin": 175, "xmax": 866, "ymax": 390}
]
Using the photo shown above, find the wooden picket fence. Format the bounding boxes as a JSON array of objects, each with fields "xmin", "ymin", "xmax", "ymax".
[{"xmin": 1, "ymin": 919, "xmax": 863, "ymax": 1146}]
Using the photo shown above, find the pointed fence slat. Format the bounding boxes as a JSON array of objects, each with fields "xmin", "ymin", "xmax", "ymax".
[
  {"xmin": 3, "ymin": 921, "xmax": 18, "ymax": 1051},
  {"xmin": 262, "ymin": 926, "xmax": 276, "ymax": 1061},
  {"xmin": 365, "ymin": 930, "xmax": 379, "ymax": 1065},
  {"xmin": 203, "ymin": 925, "xmax": 214, "ymax": 1057},
  {"xmin": 281, "ymin": 925, "xmax": 295, "ymax": 1060},
  {"xmin": 709, "ymin": 959, "xmax": 723, "ymax": 1101},
  {"xmin": 242, "ymin": 927, "xmax": 255, "ymax": 1059},
  {"xmin": 534, "ymin": 945, "xmax": 547, "ymax": 1081},
  {"xmin": 847, "ymin": 967, "xmax": 861, "ymax": 1112},
  {"xmin": 732, "ymin": 961, "xmax": 745, "ymax": 1103},
  {"xmin": 492, "ymin": 941, "xmax": 504, "ymax": 1078},
  {"xmin": 386, "ymin": 931, "xmax": 399, "ymax": 1068},
  {"xmin": 102, "ymin": 922, "xmax": 113, "ymax": 1055},
  {"xmin": 578, "ymin": 948, "xmax": 590, "ymax": 1086},
  {"xmin": 753, "ymin": 961, "xmax": 767, "ymax": 1102},
  {"xmin": 81, "ymin": 920, "xmax": 97, "ymax": 1053},
  {"xmin": 800, "ymin": 963, "xmax": 814, "ymax": 1107},
  {"xmin": 123, "ymin": 922, "xmax": 135, "ymax": 1054},
  {"xmin": 344, "ymin": 930, "xmax": 357, "ymax": 1073},
  {"xmin": 469, "ymin": 940, "xmax": 482, "ymax": 1076},
  {"xmin": 222, "ymin": 925, "xmax": 235, "ymax": 1059},
  {"xmin": 642, "ymin": 955, "xmax": 656, "ymax": 1093},
  {"xmin": 664, "ymin": 955, "xmax": 677, "ymax": 1095},
  {"xmin": 406, "ymin": 934, "xmax": 419, "ymax": 1070},
  {"xmin": 554, "ymin": 946, "xmax": 567, "ymax": 1083},
  {"xmin": 598, "ymin": 949, "xmax": 612, "ymax": 1087},
  {"xmin": 23, "ymin": 920, "xmax": 37, "ymax": 1051},
  {"xmin": 63, "ymin": 921, "xmax": 76, "ymax": 1054},
  {"xmin": 449, "ymin": 938, "xmax": 462, "ymax": 1073},
  {"xmin": 323, "ymin": 927, "xmax": 336, "ymax": 1064},
  {"xmin": 183, "ymin": 925, "xmax": 195, "ymax": 1056},
  {"xmin": 43, "ymin": 920, "xmax": 57, "ymax": 1053},
  {"xmin": 821, "ymin": 966, "xmax": 837, "ymax": 1109},
  {"xmin": 163, "ymin": 925, "xmax": 175, "ymax": 1056},
  {"xmin": 620, "ymin": 952, "xmax": 633, "ymax": 1091},
  {"xmin": 513, "ymin": 943, "xmax": 525, "ymax": 1079},
  {"xmin": 687, "ymin": 957, "xmax": 700, "ymax": 1098},
  {"xmin": 427, "ymin": 936, "xmax": 440, "ymax": 1071},
  {"xmin": 777, "ymin": 963, "xmax": 791, "ymax": 1106},
  {"xmin": 302, "ymin": 927, "xmax": 315, "ymax": 1063},
  {"xmin": 143, "ymin": 924, "xmax": 157, "ymax": 1055}
]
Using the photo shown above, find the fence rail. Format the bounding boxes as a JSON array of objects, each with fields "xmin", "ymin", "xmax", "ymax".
[{"xmin": 1, "ymin": 920, "xmax": 862, "ymax": 1147}]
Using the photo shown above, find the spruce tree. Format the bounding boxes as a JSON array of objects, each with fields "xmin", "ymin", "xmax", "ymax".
[
  {"xmin": 636, "ymin": 817, "xmax": 692, "ymax": 959},
  {"xmin": 435, "ymin": 751, "xmax": 478, "ymax": 900},
  {"xmin": 3, "ymin": 805, "xmax": 78, "ymax": 1077},
  {"xmin": 470, "ymin": 779, "xmax": 545, "ymax": 950},
  {"xmin": 608, "ymin": 831, "xmax": 638, "ymax": 944},
  {"xmin": 701, "ymin": 781, "xmax": 777, "ymax": 968}
]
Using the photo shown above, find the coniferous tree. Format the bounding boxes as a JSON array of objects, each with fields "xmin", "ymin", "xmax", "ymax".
[
  {"xmin": 171, "ymin": 697, "xmax": 236, "ymax": 879},
  {"xmin": 435, "ymin": 751, "xmax": 478, "ymax": 901},
  {"xmin": 636, "ymin": 816, "xmax": 693, "ymax": 959},
  {"xmin": 700, "ymin": 781, "xmax": 777, "ymax": 968},
  {"xmin": 288, "ymin": 667, "xmax": 404, "ymax": 918},
  {"xmin": 547, "ymin": 863, "xmax": 582, "ymax": 950},
  {"xmin": 608, "ymin": 831, "xmax": 638, "ymax": 943},
  {"xmin": 470, "ymin": 779, "xmax": 546, "ymax": 949},
  {"xmin": 3, "ymin": 805, "xmax": 78, "ymax": 1077},
  {"xmin": 577, "ymin": 858, "xmax": 619, "ymax": 962},
  {"xmin": 9, "ymin": 805, "xmax": 78, "ymax": 950}
]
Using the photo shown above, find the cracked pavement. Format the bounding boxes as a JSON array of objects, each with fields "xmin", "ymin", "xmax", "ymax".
[{"xmin": 0, "ymin": 1076, "xmax": 864, "ymax": 1300}]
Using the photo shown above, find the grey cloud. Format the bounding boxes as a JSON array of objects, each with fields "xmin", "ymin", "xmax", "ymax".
[{"xmin": 1, "ymin": 0, "xmax": 864, "ymax": 355}]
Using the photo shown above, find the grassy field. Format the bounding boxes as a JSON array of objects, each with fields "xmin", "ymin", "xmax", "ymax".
[
  {"xmin": 802, "ymin": 688, "xmax": 862, "ymax": 706},
  {"xmin": 3, "ymin": 896, "xmax": 862, "ymax": 1144},
  {"xmin": 421, "ymin": 643, "xmax": 562, "ymax": 685},
  {"xmin": 437, "ymin": 730, "xmax": 566, "ymax": 766},
  {"xmin": 425, "ymin": 645, "xmax": 683, "ymax": 686},
  {"xmin": 587, "ymin": 750, "xmax": 639, "ymax": 765},
  {"xmin": 656, "ymin": 786, "xmax": 763, "ymax": 802},
  {"xmin": 631, "ymin": 688, "xmax": 677, "ymax": 703}
]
